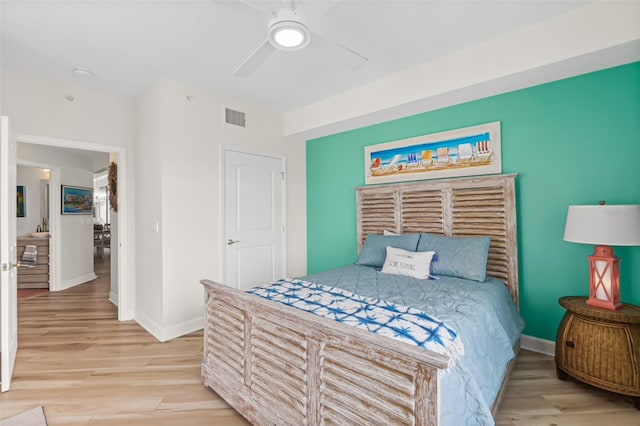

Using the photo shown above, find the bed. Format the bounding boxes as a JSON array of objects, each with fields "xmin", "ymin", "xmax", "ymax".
[{"xmin": 201, "ymin": 173, "xmax": 523, "ymax": 425}]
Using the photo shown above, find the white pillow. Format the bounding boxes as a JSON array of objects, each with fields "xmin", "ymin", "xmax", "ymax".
[
  {"xmin": 383, "ymin": 230, "xmax": 399, "ymax": 236},
  {"xmin": 381, "ymin": 246, "xmax": 435, "ymax": 279}
]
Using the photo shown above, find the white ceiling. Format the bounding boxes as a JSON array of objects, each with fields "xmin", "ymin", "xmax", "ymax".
[{"xmin": 1, "ymin": 0, "xmax": 597, "ymax": 113}]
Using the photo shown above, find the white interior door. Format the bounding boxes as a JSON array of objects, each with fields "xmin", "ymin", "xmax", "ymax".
[
  {"xmin": 0, "ymin": 116, "xmax": 18, "ymax": 392},
  {"xmin": 224, "ymin": 149, "xmax": 285, "ymax": 290}
]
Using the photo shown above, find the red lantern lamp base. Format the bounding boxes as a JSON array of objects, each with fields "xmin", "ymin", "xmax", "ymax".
[
  {"xmin": 586, "ymin": 297, "xmax": 623, "ymax": 310},
  {"xmin": 585, "ymin": 245, "xmax": 622, "ymax": 310}
]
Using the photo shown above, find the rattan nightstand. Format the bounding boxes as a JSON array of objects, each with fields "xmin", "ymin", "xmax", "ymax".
[{"xmin": 555, "ymin": 296, "xmax": 640, "ymax": 409}]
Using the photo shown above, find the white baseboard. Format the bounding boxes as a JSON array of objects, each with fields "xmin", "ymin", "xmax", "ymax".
[
  {"xmin": 135, "ymin": 311, "xmax": 204, "ymax": 342},
  {"xmin": 59, "ymin": 272, "xmax": 98, "ymax": 291},
  {"xmin": 134, "ymin": 311, "xmax": 164, "ymax": 341},
  {"xmin": 159, "ymin": 316, "xmax": 204, "ymax": 342},
  {"xmin": 109, "ymin": 291, "xmax": 118, "ymax": 306},
  {"xmin": 521, "ymin": 334, "xmax": 555, "ymax": 357}
]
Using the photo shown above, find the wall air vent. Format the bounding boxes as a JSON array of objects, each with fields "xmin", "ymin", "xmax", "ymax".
[{"xmin": 225, "ymin": 108, "xmax": 246, "ymax": 127}]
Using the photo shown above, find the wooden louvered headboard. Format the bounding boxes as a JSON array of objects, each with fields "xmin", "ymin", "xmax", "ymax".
[{"xmin": 356, "ymin": 173, "xmax": 519, "ymax": 307}]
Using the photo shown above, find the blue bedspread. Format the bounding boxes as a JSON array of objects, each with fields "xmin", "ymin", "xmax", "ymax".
[
  {"xmin": 249, "ymin": 278, "xmax": 464, "ymax": 365},
  {"xmin": 301, "ymin": 264, "xmax": 525, "ymax": 426}
]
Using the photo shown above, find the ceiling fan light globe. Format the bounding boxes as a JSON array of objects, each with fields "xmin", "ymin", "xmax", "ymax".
[
  {"xmin": 267, "ymin": 13, "xmax": 310, "ymax": 51},
  {"xmin": 274, "ymin": 27, "xmax": 304, "ymax": 48}
]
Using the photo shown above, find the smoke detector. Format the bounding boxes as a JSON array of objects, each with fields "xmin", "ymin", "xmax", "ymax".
[{"xmin": 73, "ymin": 67, "xmax": 92, "ymax": 78}]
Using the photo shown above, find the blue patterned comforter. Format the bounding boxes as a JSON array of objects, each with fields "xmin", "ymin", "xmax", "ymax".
[
  {"xmin": 248, "ymin": 278, "xmax": 464, "ymax": 366},
  {"xmin": 300, "ymin": 264, "xmax": 525, "ymax": 426}
]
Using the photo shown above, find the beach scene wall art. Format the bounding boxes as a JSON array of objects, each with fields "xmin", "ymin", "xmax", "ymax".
[
  {"xmin": 365, "ymin": 121, "xmax": 501, "ymax": 185},
  {"xmin": 61, "ymin": 185, "xmax": 94, "ymax": 215}
]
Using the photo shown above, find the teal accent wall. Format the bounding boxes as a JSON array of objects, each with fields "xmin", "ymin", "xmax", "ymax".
[{"xmin": 306, "ymin": 62, "xmax": 640, "ymax": 341}]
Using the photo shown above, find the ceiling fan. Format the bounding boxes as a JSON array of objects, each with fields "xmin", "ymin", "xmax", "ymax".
[{"xmin": 230, "ymin": 0, "xmax": 368, "ymax": 77}]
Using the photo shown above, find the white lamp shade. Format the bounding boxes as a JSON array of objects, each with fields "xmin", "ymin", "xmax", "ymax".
[{"xmin": 564, "ymin": 205, "xmax": 640, "ymax": 246}]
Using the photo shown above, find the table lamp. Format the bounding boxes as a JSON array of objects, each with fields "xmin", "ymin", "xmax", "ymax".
[{"xmin": 563, "ymin": 202, "xmax": 640, "ymax": 310}]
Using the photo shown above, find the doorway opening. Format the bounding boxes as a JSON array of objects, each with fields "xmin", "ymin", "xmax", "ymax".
[{"xmin": 15, "ymin": 133, "xmax": 131, "ymax": 321}]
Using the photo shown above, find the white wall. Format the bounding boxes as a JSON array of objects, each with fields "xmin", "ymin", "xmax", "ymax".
[
  {"xmin": 109, "ymin": 209, "xmax": 119, "ymax": 305},
  {"xmin": 18, "ymin": 142, "xmax": 108, "ymax": 171},
  {"xmin": 16, "ymin": 165, "xmax": 49, "ymax": 237},
  {"xmin": 3, "ymin": 69, "xmax": 308, "ymax": 342},
  {"xmin": 133, "ymin": 81, "xmax": 165, "ymax": 330},
  {"xmin": 135, "ymin": 79, "xmax": 307, "ymax": 341},
  {"xmin": 283, "ymin": 136, "xmax": 306, "ymax": 278},
  {"xmin": 59, "ymin": 166, "xmax": 95, "ymax": 287},
  {"xmin": 1, "ymin": 70, "xmax": 136, "ymax": 146},
  {"xmin": 2, "ymin": 69, "xmax": 136, "ymax": 317}
]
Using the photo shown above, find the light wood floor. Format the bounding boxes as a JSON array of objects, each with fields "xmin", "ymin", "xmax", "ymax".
[{"xmin": 1, "ymin": 255, "xmax": 638, "ymax": 425}]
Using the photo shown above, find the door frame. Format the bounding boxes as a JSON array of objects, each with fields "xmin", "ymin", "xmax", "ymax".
[
  {"xmin": 220, "ymin": 146, "xmax": 287, "ymax": 285},
  {"xmin": 16, "ymin": 133, "xmax": 132, "ymax": 320}
]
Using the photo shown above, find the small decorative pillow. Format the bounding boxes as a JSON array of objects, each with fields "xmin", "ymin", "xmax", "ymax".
[
  {"xmin": 417, "ymin": 233, "xmax": 491, "ymax": 282},
  {"xmin": 381, "ymin": 246, "xmax": 435, "ymax": 279},
  {"xmin": 356, "ymin": 234, "xmax": 420, "ymax": 268}
]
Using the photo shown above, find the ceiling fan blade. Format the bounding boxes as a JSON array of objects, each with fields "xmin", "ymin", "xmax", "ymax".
[
  {"xmin": 311, "ymin": 30, "xmax": 368, "ymax": 71},
  {"xmin": 237, "ymin": 0, "xmax": 275, "ymax": 17},
  {"xmin": 210, "ymin": 0, "xmax": 273, "ymax": 18},
  {"xmin": 294, "ymin": 0, "xmax": 339, "ymax": 17},
  {"xmin": 233, "ymin": 39, "xmax": 275, "ymax": 77},
  {"xmin": 333, "ymin": 41, "xmax": 368, "ymax": 70}
]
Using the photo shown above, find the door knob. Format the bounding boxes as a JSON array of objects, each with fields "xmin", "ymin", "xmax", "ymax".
[
  {"xmin": 227, "ymin": 239, "xmax": 240, "ymax": 245},
  {"xmin": 1, "ymin": 261, "xmax": 20, "ymax": 271}
]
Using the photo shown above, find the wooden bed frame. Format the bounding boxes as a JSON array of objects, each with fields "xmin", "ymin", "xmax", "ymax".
[{"xmin": 201, "ymin": 173, "xmax": 519, "ymax": 425}]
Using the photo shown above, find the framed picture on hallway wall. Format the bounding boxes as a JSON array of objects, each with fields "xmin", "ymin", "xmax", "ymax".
[
  {"xmin": 364, "ymin": 121, "xmax": 502, "ymax": 185},
  {"xmin": 17, "ymin": 185, "xmax": 26, "ymax": 217},
  {"xmin": 61, "ymin": 185, "xmax": 94, "ymax": 215}
]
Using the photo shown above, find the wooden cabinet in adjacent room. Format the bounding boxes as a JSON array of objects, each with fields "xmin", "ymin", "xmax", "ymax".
[{"xmin": 17, "ymin": 237, "xmax": 50, "ymax": 289}]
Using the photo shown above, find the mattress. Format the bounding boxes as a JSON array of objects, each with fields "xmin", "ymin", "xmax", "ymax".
[{"xmin": 301, "ymin": 264, "xmax": 526, "ymax": 425}]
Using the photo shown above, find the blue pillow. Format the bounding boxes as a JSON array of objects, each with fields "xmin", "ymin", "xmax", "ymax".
[
  {"xmin": 356, "ymin": 234, "xmax": 420, "ymax": 268},
  {"xmin": 417, "ymin": 233, "xmax": 491, "ymax": 282}
]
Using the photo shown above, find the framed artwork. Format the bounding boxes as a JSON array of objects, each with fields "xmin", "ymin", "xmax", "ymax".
[
  {"xmin": 109, "ymin": 161, "xmax": 118, "ymax": 212},
  {"xmin": 364, "ymin": 121, "xmax": 502, "ymax": 185},
  {"xmin": 17, "ymin": 185, "xmax": 26, "ymax": 217},
  {"xmin": 61, "ymin": 185, "xmax": 94, "ymax": 215}
]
